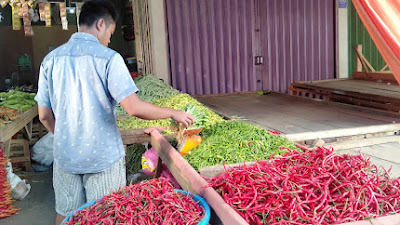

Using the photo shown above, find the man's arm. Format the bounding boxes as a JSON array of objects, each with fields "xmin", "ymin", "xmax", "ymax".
[
  {"xmin": 120, "ymin": 93, "xmax": 194, "ymax": 128},
  {"xmin": 38, "ymin": 106, "xmax": 55, "ymax": 134}
]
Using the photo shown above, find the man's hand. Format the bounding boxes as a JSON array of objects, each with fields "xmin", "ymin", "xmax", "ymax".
[{"xmin": 171, "ymin": 111, "xmax": 194, "ymax": 129}]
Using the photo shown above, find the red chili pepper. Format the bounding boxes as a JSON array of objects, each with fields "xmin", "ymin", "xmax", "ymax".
[
  {"xmin": 0, "ymin": 152, "xmax": 20, "ymax": 219},
  {"xmin": 207, "ymin": 146, "xmax": 400, "ymax": 224},
  {"xmin": 65, "ymin": 178, "xmax": 204, "ymax": 224}
]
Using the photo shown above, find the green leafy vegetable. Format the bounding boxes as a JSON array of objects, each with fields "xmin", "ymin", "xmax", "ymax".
[{"xmin": 0, "ymin": 90, "xmax": 36, "ymax": 111}]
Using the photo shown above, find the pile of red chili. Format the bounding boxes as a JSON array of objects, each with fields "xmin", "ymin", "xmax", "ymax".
[
  {"xmin": 64, "ymin": 177, "xmax": 204, "ymax": 225},
  {"xmin": 207, "ymin": 147, "xmax": 400, "ymax": 224},
  {"xmin": 0, "ymin": 146, "xmax": 19, "ymax": 218}
]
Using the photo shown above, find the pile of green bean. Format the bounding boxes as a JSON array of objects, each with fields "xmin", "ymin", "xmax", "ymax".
[
  {"xmin": 184, "ymin": 120, "xmax": 297, "ymax": 170},
  {"xmin": 116, "ymin": 75, "xmax": 181, "ymax": 116},
  {"xmin": 134, "ymin": 75, "xmax": 181, "ymax": 102}
]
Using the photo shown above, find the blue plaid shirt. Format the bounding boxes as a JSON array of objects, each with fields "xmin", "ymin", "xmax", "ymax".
[{"xmin": 35, "ymin": 32, "xmax": 138, "ymax": 174}]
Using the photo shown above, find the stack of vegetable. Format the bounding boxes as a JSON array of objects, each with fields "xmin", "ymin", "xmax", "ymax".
[
  {"xmin": 207, "ymin": 146, "xmax": 400, "ymax": 224},
  {"xmin": 184, "ymin": 120, "xmax": 296, "ymax": 170},
  {"xmin": 0, "ymin": 107, "xmax": 20, "ymax": 128},
  {"xmin": 0, "ymin": 90, "xmax": 36, "ymax": 112},
  {"xmin": 0, "ymin": 147, "xmax": 19, "ymax": 218},
  {"xmin": 64, "ymin": 178, "xmax": 205, "ymax": 225},
  {"xmin": 118, "ymin": 94, "xmax": 224, "ymax": 131},
  {"xmin": 116, "ymin": 75, "xmax": 181, "ymax": 116},
  {"xmin": 134, "ymin": 75, "xmax": 181, "ymax": 102}
]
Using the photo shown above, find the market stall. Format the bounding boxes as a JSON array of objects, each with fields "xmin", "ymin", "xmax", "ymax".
[
  {"xmin": 0, "ymin": 91, "xmax": 38, "ymax": 171},
  {"xmin": 115, "ymin": 76, "xmax": 400, "ymax": 224}
]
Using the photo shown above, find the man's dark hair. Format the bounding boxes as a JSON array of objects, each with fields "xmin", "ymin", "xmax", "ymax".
[{"xmin": 79, "ymin": 0, "xmax": 119, "ymax": 27}]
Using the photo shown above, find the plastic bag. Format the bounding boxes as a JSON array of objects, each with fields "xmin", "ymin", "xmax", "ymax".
[
  {"xmin": 141, "ymin": 147, "xmax": 180, "ymax": 188},
  {"xmin": 31, "ymin": 132, "xmax": 54, "ymax": 166},
  {"xmin": 6, "ymin": 162, "xmax": 31, "ymax": 200},
  {"xmin": 141, "ymin": 147, "xmax": 158, "ymax": 175}
]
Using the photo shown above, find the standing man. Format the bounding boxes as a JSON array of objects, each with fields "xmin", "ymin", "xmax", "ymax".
[{"xmin": 35, "ymin": 0, "xmax": 194, "ymax": 224}]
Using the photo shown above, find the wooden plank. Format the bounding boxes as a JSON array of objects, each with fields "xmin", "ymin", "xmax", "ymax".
[
  {"xmin": 360, "ymin": 53, "xmax": 376, "ymax": 72},
  {"xmin": 307, "ymin": 80, "xmax": 400, "ymax": 96},
  {"xmin": 290, "ymin": 86, "xmax": 399, "ymax": 112},
  {"xmin": 380, "ymin": 64, "xmax": 389, "ymax": 72},
  {"xmin": 153, "ymin": 157, "xmax": 163, "ymax": 179},
  {"xmin": 8, "ymin": 139, "xmax": 32, "ymax": 171},
  {"xmin": 10, "ymin": 139, "xmax": 28, "ymax": 146},
  {"xmin": 282, "ymin": 124, "xmax": 400, "ymax": 142},
  {"xmin": 295, "ymin": 78, "xmax": 349, "ymax": 84},
  {"xmin": 295, "ymin": 81, "xmax": 400, "ymax": 98},
  {"xmin": 22, "ymin": 120, "xmax": 33, "ymax": 141},
  {"xmin": 314, "ymin": 81, "xmax": 400, "ymax": 96},
  {"xmin": 289, "ymin": 86, "xmax": 331, "ymax": 101},
  {"xmin": 292, "ymin": 82, "xmax": 400, "ymax": 103},
  {"xmin": 38, "ymin": 122, "xmax": 44, "ymax": 138},
  {"xmin": 22, "ymin": 139, "xmax": 31, "ymax": 172},
  {"xmin": 0, "ymin": 139, "xmax": 11, "ymax": 156},
  {"xmin": 329, "ymin": 94, "xmax": 400, "ymax": 112},
  {"xmin": 149, "ymin": 130, "xmax": 248, "ymax": 225},
  {"xmin": 9, "ymin": 156, "xmax": 30, "ymax": 163},
  {"xmin": 352, "ymin": 71, "xmax": 398, "ymax": 84},
  {"xmin": 296, "ymin": 79, "xmax": 400, "ymax": 93},
  {"xmin": 356, "ymin": 45, "xmax": 363, "ymax": 72},
  {"xmin": 354, "ymin": 46, "xmax": 373, "ymax": 72},
  {"xmin": 119, "ymin": 128, "xmax": 175, "ymax": 145},
  {"xmin": 0, "ymin": 105, "xmax": 38, "ymax": 142}
]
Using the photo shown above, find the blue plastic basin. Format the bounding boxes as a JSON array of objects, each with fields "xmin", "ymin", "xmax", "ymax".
[{"xmin": 62, "ymin": 189, "xmax": 211, "ymax": 224}]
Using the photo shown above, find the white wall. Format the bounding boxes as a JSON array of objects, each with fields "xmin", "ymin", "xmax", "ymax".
[
  {"xmin": 337, "ymin": 1, "xmax": 349, "ymax": 78},
  {"xmin": 149, "ymin": 0, "xmax": 170, "ymax": 84}
]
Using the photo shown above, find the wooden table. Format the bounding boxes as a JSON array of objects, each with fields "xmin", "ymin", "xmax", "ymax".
[{"xmin": 0, "ymin": 105, "xmax": 38, "ymax": 171}]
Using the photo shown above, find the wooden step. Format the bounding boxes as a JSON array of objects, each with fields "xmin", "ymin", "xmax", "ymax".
[{"xmin": 8, "ymin": 139, "xmax": 32, "ymax": 172}]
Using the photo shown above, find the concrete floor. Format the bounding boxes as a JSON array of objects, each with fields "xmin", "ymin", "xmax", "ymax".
[
  {"xmin": 0, "ymin": 169, "xmax": 55, "ymax": 225},
  {"xmin": 337, "ymin": 142, "xmax": 400, "ymax": 178}
]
